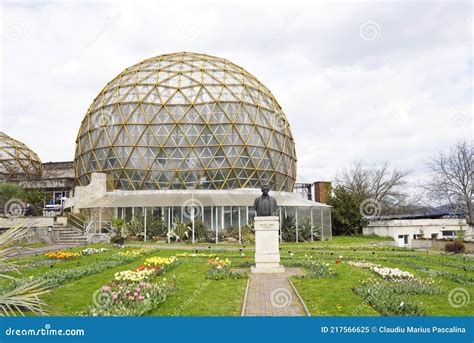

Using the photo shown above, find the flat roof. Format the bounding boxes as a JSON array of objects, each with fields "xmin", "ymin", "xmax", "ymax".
[{"xmin": 80, "ymin": 188, "xmax": 331, "ymax": 208}]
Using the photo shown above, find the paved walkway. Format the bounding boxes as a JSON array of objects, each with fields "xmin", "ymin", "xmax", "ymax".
[{"xmin": 243, "ymin": 268, "xmax": 308, "ymax": 316}]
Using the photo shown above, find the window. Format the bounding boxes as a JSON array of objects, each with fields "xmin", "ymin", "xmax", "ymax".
[{"xmin": 442, "ymin": 230, "xmax": 455, "ymax": 237}]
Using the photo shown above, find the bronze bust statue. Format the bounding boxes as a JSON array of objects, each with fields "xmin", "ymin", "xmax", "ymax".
[{"xmin": 253, "ymin": 184, "xmax": 278, "ymax": 216}]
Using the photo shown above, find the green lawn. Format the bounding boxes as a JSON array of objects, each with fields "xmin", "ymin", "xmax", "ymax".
[
  {"xmin": 281, "ymin": 241, "xmax": 473, "ymax": 316},
  {"xmin": 2, "ymin": 236, "xmax": 473, "ymax": 316}
]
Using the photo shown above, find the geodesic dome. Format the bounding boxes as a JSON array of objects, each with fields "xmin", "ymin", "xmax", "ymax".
[
  {"xmin": 0, "ymin": 132, "xmax": 42, "ymax": 181},
  {"xmin": 74, "ymin": 52, "xmax": 297, "ymax": 191}
]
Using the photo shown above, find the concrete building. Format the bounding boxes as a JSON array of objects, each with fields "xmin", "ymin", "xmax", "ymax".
[
  {"xmin": 20, "ymin": 161, "xmax": 75, "ymax": 205},
  {"xmin": 363, "ymin": 213, "xmax": 471, "ymax": 247}
]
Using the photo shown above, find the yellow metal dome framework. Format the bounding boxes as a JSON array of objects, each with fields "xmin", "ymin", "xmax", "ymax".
[
  {"xmin": 74, "ymin": 52, "xmax": 297, "ymax": 191},
  {"xmin": 0, "ymin": 131, "xmax": 42, "ymax": 181}
]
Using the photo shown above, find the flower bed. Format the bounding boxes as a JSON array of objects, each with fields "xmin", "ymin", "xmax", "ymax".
[
  {"xmin": 353, "ymin": 280, "xmax": 425, "ymax": 316},
  {"xmin": 11, "ymin": 253, "xmax": 142, "ymax": 290},
  {"xmin": 358, "ymin": 277, "xmax": 440, "ymax": 295},
  {"xmin": 118, "ymin": 248, "xmax": 151, "ymax": 257},
  {"xmin": 208, "ymin": 257, "xmax": 231, "ymax": 269},
  {"xmin": 114, "ymin": 269, "xmax": 159, "ymax": 283},
  {"xmin": 176, "ymin": 252, "xmax": 216, "ymax": 258},
  {"xmin": 113, "ymin": 256, "xmax": 178, "ymax": 284},
  {"xmin": 350, "ymin": 264, "xmax": 441, "ymax": 316},
  {"xmin": 45, "ymin": 251, "xmax": 81, "ymax": 260},
  {"xmin": 206, "ymin": 257, "xmax": 245, "ymax": 280},
  {"xmin": 303, "ymin": 255, "xmax": 337, "ymax": 278},
  {"xmin": 82, "ymin": 278, "xmax": 175, "ymax": 316},
  {"xmin": 81, "ymin": 248, "xmax": 109, "ymax": 255},
  {"xmin": 143, "ymin": 256, "xmax": 177, "ymax": 270},
  {"xmin": 348, "ymin": 261, "xmax": 415, "ymax": 281}
]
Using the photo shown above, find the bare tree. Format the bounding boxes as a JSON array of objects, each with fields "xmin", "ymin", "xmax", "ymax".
[
  {"xmin": 425, "ymin": 140, "xmax": 473, "ymax": 224},
  {"xmin": 336, "ymin": 160, "xmax": 410, "ymax": 210}
]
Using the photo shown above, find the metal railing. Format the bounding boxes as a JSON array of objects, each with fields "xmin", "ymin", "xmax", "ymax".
[
  {"xmin": 66, "ymin": 213, "xmax": 86, "ymax": 231},
  {"xmin": 84, "ymin": 220, "xmax": 116, "ymax": 242}
]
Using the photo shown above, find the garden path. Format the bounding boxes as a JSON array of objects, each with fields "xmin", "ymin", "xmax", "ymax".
[{"xmin": 242, "ymin": 268, "xmax": 309, "ymax": 316}]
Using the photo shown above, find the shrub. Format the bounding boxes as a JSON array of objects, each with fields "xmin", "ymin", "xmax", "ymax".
[
  {"xmin": 445, "ymin": 240, "xmax": 465, "ymax": 254},
  {"xmin": 241, "ymin": 224, "xmax": 255, "ymax": 244},
  {"xmin": 187, "ymin": 220, "xmax": 211, "ymax": 243},
  {"xmin": 111, "ymin": 218, "xmax": 125, "ymax": 232},
  {"xmin": 110, "ymin": 234, "xmax": 125, "ymax": 245},
  {"xmin": 168, "ymin": 218, "xmax": 191, "ymax": 242},
  {"xmin": 147, "ymin": 219, "xmax": 168, "ymax": 239},
  {"xmin": 297, "ymin": 218, "xmax": 321, "ymax": 242},
  {"xmin": 281, "ymin": 214, "xmax": 296, "ymax": 242},
  {"xmin": 126, "ymin": 216, "xmax": 143, "ymax": 238}
]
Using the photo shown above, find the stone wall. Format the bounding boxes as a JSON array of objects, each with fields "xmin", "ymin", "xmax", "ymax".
[{"xmin": 64, "ymin": 173, "xmax": 107, "ymax": 213}]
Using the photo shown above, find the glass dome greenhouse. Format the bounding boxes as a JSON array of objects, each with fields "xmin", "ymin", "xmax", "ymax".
[
  {"xmin": 0, "ymin": 131, "xmax": 42, "ymax": 181},
  {"xmin": 74, "ymin": 52, "xmax": 297, "ymax": 191}
]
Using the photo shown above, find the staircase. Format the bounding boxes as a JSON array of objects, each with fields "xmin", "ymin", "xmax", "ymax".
[{"xmin": 54, "ymin": 223, "xmax": 88, "ymax": 246}]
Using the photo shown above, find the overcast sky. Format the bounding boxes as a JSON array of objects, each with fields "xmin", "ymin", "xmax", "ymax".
[{"xmin": 1, "ymin": 0, "xmax": 472, "ymax": 188}]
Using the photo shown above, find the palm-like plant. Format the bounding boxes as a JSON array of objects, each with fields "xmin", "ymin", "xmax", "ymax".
[{"xmin": 0, "ymin": 221, "xmax": 49, "ymax": 316}]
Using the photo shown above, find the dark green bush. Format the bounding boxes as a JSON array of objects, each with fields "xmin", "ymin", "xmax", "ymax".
[{"xmin": 445, "ymin": 240, "xmax": 465, "ymax": 254}]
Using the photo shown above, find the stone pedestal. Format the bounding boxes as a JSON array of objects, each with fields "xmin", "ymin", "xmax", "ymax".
[{"xmin": 251, "ymin": 216, "xmax": 285, "ymax": 273}]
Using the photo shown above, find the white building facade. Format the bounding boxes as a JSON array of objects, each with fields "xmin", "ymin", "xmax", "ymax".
[{"xmin": 363, "ymin": 217, "xmax": 471, "ymax": 247}]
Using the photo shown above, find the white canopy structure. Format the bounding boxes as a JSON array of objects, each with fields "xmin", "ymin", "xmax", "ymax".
[{"xmin": 82, "ymin": 189, "xmax": 331, "ymax": 209}]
